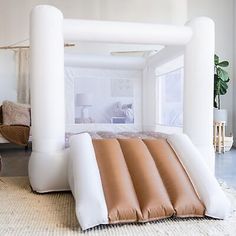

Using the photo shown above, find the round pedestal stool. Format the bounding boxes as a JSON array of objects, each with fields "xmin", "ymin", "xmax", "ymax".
[{"xmin": 213, "ymin": 121, "xmax": 226, "ymax": 153}]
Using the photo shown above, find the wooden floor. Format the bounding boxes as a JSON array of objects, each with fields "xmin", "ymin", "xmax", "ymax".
[
  {"xmin": 0, "ymin": 144, "xmax": 31, "ymax": 177},
  {"xmin": 215, "ymin": 148, "xmax": 236, "ymax": 188},
  {"xmin": 0, "ymin": 143, "xmax": 236, "ymax": 189}
]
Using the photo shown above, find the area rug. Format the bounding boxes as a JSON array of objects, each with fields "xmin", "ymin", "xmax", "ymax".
[{"xmin": 0, "ymin": 177, "xmax": 236, "ymax": 236}]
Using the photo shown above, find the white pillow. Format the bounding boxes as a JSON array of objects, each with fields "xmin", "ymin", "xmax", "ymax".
[
  {"xmin": 69, "ymin": 133, "xmax": 108, "ymax": 230},
  {"xmin": 167, "ymin": 133, "xmax": 231, "ymax": 219}
]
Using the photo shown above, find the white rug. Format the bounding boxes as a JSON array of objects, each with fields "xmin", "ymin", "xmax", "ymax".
[{"xmin": 0, "ymin": 177, "xmax": 236, "ymax": 236}]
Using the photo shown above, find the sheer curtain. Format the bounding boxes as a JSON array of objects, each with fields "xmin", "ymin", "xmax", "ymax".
[{"xmin": 15, "ymin": 49, "xmax": 30, "ymax": 104}]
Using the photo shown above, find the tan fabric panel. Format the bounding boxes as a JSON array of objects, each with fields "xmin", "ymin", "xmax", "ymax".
[
  {"xmin": 143, "ymin": 139, "xmax": 205, "ymax": 217},
  {"xmin": 93, "ymin": 139, "xmax": 142, "ymax": 223},
  {"xmin": 118, "ymin": 139, "xmax": 174, "ymax": 221}
]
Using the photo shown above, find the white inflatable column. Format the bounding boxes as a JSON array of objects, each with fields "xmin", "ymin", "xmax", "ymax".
[
  {"xmin": 184, "ymin": 17, "xmax": 215, "ymax": 171},
  {"xmin": 142, "ymin": 64, "xmax": 157, "ymax": 131},
  {"xmin": 29, "ymin": 5, "xmax": 68, "ymax": 192}
]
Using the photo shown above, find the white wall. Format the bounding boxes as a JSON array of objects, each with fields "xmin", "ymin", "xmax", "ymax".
[
  {"xmin": 188, "ymin": 0, "xmax": 234, "ymax": 136},
  {"xmin": 0, "ymin": 0, "xmax": 187, "ymax": 45},
  {"xmin": 0, "ymin": 0, "xmax": 101, "ymax": 45},
  {"xmin": 99, "ymin": 0, "xmax": 187, "ymax": 25},
  {"xmin": 234, "ymin": 1, "xmax": 236, "ymax": 144}
]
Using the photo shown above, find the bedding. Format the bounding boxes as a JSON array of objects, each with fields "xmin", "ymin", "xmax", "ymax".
[{"xmin": 69, "ymin": 133, "xmax": 231, "ymax": 230}]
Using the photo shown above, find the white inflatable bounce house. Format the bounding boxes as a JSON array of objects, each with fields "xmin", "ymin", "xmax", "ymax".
[
  {"xmin": 29, "ymin": 5, "xmax": 215, "ymax": 192},
  {"xmin": 28, "ymin": 5, "xmax": 233, "ymax": 230}
]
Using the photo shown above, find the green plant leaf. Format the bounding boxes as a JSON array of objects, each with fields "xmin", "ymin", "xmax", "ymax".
[
  {"xmin": 221, "ymin": 81, "xmax": 228, "ymax": 90},
  {"xmin": 214, "ymin": 79, "xmax": 228, "ymax": 96},
  {"xmin": 214, "ymin": 54, "xmax": 230, "ymax": 108},
  {"xmin": 220, "ymin": 87, "xmax": 227, "ymax": 95},
  {"xmin": 214, "ymin": 54, "xmax": 219, "ymax": 64},
  {"xmin": 218, "ymin": 61, "xmax": 229, "ymax": 67},
  {"xmin": 217, "ymin": 67, "xmax": 229, "ymax": 81}
]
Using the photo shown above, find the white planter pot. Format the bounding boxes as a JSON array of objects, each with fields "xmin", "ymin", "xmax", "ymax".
[{"xmin": 214, "ymin": 108, "xmax": 227, "ymax": 124}]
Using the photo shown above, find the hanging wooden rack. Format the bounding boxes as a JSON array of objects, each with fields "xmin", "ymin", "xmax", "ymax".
[{"xmin": 0, "ymin": 43, "xmax": 75, "ymax": 50}]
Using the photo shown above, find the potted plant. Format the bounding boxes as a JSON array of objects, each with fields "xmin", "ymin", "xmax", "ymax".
[{"xmin": 214, "ymin": 54, "xmax": 230, "ymax": 123}]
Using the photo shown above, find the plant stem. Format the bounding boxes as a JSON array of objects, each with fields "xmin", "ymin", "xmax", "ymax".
[{"xmin": 218, "ymin": 94, "xmax": 220, "ymax": 109}]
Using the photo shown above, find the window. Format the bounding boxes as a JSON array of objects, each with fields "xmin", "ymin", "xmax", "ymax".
[
  {"xmin": 156, "ymin": 56, "xmax": 184, "ymax": 127},
  {"xmin": 74, "ymin": 77, "xmax": 134, "ymax": 124}
]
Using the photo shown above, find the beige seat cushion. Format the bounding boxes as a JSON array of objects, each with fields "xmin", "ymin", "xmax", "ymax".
[{"xmin": 2, "ymin": 101, "xmax": 30, "ymax": 126}]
